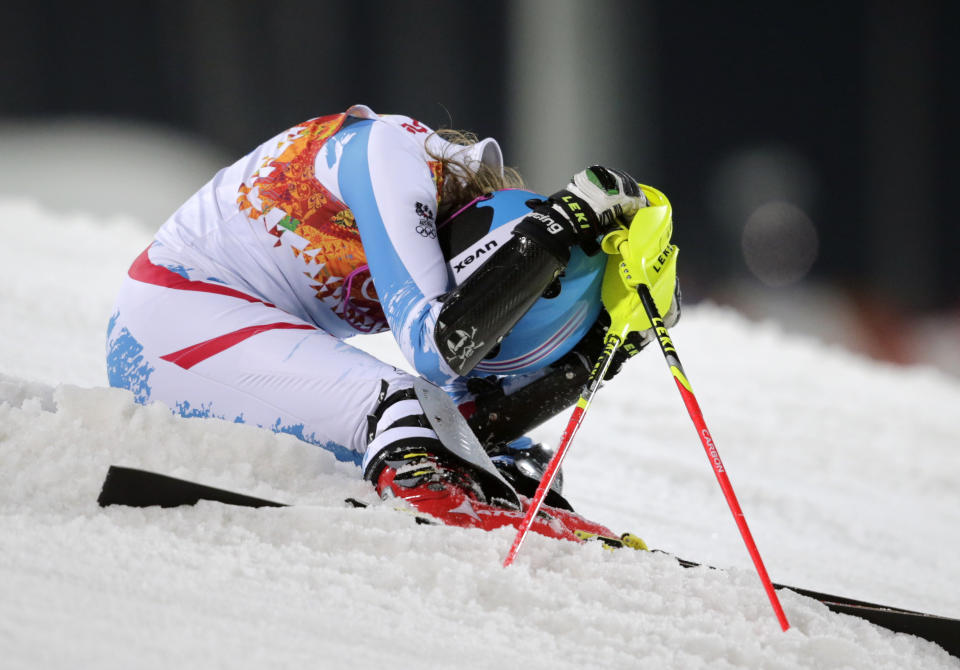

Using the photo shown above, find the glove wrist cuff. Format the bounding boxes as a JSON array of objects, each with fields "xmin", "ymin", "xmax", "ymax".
[{"xmin": 513, "ymin": 217, "xmax": 572, "ymax": 264}]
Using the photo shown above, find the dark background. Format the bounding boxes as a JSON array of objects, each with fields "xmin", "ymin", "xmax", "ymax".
[{"xmin": 2, "ymin": 0, "xmax": 957, "ymax": 362}]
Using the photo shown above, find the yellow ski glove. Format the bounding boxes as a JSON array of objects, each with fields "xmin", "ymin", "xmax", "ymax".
[{"xmin": 600, "ymin": 184, "xmax": 680, "ymax": 338}]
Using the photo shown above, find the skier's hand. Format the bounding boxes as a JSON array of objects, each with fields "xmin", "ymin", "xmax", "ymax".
[
  {"xmin": 560, "ymin": 166, "xmax": 646, "ymax": 235},
  {"xmin": 598, "ymin": 182, "xmax": 678, "ymax": 334},
  {"xmin": 568, "ymin": 311, "xmax": 647, "ymax": 381},
  {"xmin": 515, "ymin": 166, "xmax": 646, "ymax": 258},
  {"xmin": 571, "ymin": 282, "xmax": 681, "ymax": 380}
]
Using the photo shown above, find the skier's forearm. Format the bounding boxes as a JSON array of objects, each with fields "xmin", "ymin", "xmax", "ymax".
[{"xmin": 466, "ymin": 355, "xmax": 588, "ymax": 448}]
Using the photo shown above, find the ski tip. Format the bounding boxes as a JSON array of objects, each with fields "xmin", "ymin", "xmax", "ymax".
[{"xmin": 620, "ymin": 533, "xmax": 649, "ymax": 551}]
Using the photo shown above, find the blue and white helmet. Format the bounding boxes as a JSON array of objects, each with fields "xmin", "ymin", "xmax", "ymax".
[{"xmin": 438, "ymin": 189, "xmax": 605, "ymax": 376}]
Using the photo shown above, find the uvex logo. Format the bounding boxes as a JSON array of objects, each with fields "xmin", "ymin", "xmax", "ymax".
[{"xmin": 453, "ymin": 240, "xmax": 498, "ymax": 273}]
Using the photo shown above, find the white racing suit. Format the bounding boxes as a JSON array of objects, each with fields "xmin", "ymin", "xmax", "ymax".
[{"xmin": 107, "ymin": 105, "xmax": 504, "ymax": 466}]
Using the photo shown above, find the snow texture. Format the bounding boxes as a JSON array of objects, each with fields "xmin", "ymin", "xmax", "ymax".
[{"xmin": 1, "ymin": 197, "xmax": 959, "ymax": 669}]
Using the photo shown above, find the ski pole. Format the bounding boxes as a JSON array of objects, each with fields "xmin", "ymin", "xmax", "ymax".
[
  {"xmin": 636, "ymin": 282, "xmax": 790, "ymax": 631},
  {"xmin": 502, "ymin": 323, "xmax": 628, "ymax": 567}
]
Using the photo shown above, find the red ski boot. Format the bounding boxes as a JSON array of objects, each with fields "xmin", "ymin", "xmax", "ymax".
[{"xmin": 370, "ymin": 445, "xmax": 631, "ymax": 546}]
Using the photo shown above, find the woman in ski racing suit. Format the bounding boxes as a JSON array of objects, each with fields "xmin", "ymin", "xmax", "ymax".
[{"xmin": 107, "ymin": 104, "xmax": 678, "ymax": 539}]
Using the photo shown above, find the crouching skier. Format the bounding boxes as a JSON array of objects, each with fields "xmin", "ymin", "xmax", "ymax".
[{"xmin": 106, "ymin": 104, "xmax": 679, "ymax": 543}]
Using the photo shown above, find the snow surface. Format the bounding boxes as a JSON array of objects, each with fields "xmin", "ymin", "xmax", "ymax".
[{"xmin": 1, "ymin": 197, "xmax": 959, "ymax": 669}]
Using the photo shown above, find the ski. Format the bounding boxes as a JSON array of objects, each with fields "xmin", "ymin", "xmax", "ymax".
[
  {"xmin": 97, "ymin": 465, "xmax": 440, "ymax": 523},
  {"xmin": 97, "ymin": 465, "xmax": 287, "ymax": 509},
  {"xmin": 97, "ymin": 466, "xmax": 620, "ymax": 541},
  {"xmin": 669, "ymin": 555, "xmax": 959, "ymax": 656},
  {"xmin": 97, "ymin": 465, "xmax": 960, "ymax": 658}
]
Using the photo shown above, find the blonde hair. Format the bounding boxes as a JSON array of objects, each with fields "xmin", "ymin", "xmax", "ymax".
[{"xmin": 427, "ymin": 129, "xmax": 525, "ymax": 217}]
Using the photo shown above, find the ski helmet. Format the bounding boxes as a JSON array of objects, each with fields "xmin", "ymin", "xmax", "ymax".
[{"xmin": 438, "ymin": 189, "xmax": 605, "ymax": 376}]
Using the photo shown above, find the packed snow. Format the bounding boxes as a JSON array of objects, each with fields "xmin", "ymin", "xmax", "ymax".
[{"xmin": 1, "ymin": 196, "xmax": 958, "ymax": 669}]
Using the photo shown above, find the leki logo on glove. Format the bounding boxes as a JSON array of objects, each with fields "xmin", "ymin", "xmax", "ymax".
[{"xmin": 558, "ymin": 195, "xmax": 589, "ymax": 224}]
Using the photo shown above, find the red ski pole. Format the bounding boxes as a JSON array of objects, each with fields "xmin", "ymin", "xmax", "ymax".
[
  {"xmin": 502, "ymin": 326, "xmax": 627, "ymax": 567},
  {"xmin": 636, "ymin": 283, "xmax": 790, "ymax": 631}
]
